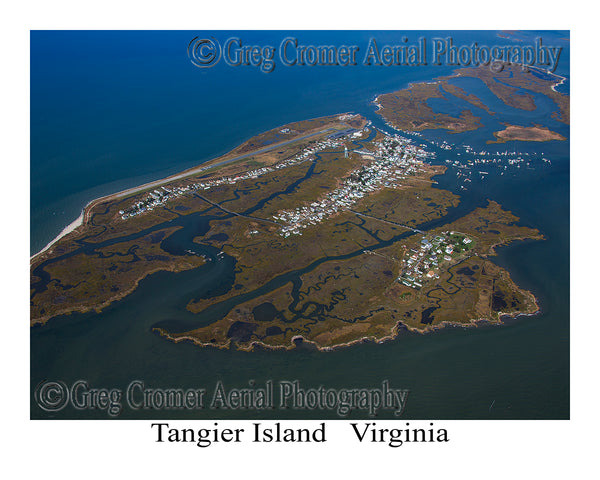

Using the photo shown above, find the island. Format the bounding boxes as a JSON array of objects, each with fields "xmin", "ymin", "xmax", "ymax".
[
  {"xmin": 375, "ymin": 63, "xmax": 570, "ymax": 138},
  {"xmin": 488, "ymin": 124, "xmax": 566, "ymax": 144},
  {"xmin": 30, "ymin": 108, "xmax": 545, "ymax": 351}
]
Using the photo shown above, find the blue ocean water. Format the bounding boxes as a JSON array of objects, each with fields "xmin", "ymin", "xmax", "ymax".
[
  {"xmin": 33, "ymin": 30, "xmax": 570, "ymax": 253},
  {"xmin": 30, "ymin": 31, "xmax": 569, "ymax": 419}
]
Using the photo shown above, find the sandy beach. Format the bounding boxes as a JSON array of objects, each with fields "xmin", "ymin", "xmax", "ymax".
[
  {"xmin": 30, "ymin": 165, "xmax": 221, "ymax": 264},
  {"xmin": 31, "ymin": 211, "xmax": 84, "ymax": 263}
]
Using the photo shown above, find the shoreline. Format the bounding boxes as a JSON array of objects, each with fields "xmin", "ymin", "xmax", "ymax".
[
  {"xmin": 527, "ymin": 64, "xmax": 567, "ymax": 93},
  {"xmin": 32, "ymin": 210, "xmax": 84, "ymax": 262},
  {"xmin": 30, "ymin": 118, "xmax": 349, "ymax": 263},
  {"xmin": 154, "ymin": 299, "xmax": 541, "ymax": 353}
]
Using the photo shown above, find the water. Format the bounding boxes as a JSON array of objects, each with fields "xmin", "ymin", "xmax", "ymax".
[{"xmin": 30, "ymin": 30, "xmax": 569, "ymax": 419}]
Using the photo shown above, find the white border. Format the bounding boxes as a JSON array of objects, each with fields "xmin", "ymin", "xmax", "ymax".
[{"xmin": 3, "ymin": 0, "xmax": 597, "ymax": 478}]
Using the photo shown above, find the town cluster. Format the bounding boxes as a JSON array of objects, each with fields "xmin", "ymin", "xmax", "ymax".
[
  {"xmin": 399, "ymin": 231, "xmax": 473, "ymax": 289},
  {"xmin": 379, "ymin": 125, "xmax": 550, "ymax": 191},
  {"xmin": 273, "ymin": 134, "xmax": 431, "ymax": 237},
  {"xmin": 118, "ymin": 135, "xmax": 348, "ymax": 220}
]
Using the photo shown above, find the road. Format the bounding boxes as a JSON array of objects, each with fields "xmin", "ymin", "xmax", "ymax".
[
  {"xmin": 349, "ymin": 210, "xmax": 424, "ymax": 234},
  {"xmin": 194, "ymin": 194, "xmax": 280, "ymax": 226}
]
